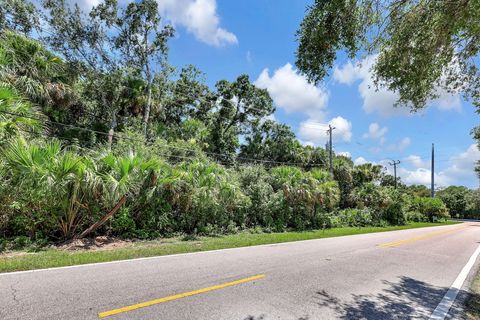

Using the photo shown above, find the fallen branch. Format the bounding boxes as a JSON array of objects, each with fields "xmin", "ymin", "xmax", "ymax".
[{"xmin": 74, "ymin": 194, "xmax": 127, "ymax": 240}]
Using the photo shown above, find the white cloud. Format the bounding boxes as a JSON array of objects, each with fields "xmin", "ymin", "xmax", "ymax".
[
  {"xmin": 391, "ymin": 144, "xmax": 480, "ymax": 187},
  {"xmin": 337, "ymin": 151, "xmax": 351, "ymax": 158},
  {"xmin": 298, "ymin": 116, "xmax": 352, "ymax": 146},
  {"xmin": 363, "ymin": 122, "xmax": 388, "ymax": 143},
  {"xmin": 66, "ymin": 0, "xmax": 238, "ymax": 47},
  {"xmin": 441, "ymin": 144, "xmax": 480, "ymax": 185},
  {"xmin": 397, "ymin": 137, "xmax": 411, "ymax": 151},
  {"xmin": 264, "ymin": 113, "xmax": 276, "ymax": 122},
  {"xmin": 157, "ymin": 0, "xmax": 238, "ymax": 47},
  {"xmin": 397, "ymin": 167, "xmax": 449, "ymax": 186},
  {"xmin": 246, "ymin": 51, "xmax": 252, "ymax": 63},
  {"xmin": 300, "ymin": 140, "xmax": 315, "ymax": 147},
  {"xmin": 404, "ymin": 155, "xmax": 429, "ymax": 169},
  {"xmin": 333, "ymin": 61, "xmax": 362, "ymax": 85},
  {"xmin": 352, "ymin": 144, "xmax": 479, "ymax": 188},
  {"xmin": 387, "ymin": 137, "xmax": 411, "ymax": 152},
  {"xmin": 354, "ymin": 157, "xmax": 368, "ymax": 165},
  {"xmin": 434, "ymin": 87, "xmax": 462, "ymax": 112},
  {"xmin": 66, "ymin": 0, "xmax": 101, "ymax": 10},
  {"xmin": 334, "ymin": 55, "xmax": 462, "ymax": 117},
  {"xmin": 255, "ymin": 63, "xmax": 329, "ymax": 121}
]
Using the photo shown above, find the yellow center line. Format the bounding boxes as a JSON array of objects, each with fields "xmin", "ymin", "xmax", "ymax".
[
  {"xmin": 97, "ymin": 274, "xmax": 266, "ymax": 318},
  {"xmin": 379, "ymin": 226, "xmax": 469, "ymax": 248}
]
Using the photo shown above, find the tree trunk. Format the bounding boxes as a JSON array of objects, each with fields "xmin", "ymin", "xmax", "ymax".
[
  {"xmin": 74, "ymin": 195, "xmax": 127, "ymax": 240},
  {"xmin": 107, "ymin": 113, "xmax": 117, "ymax": 150},
  {"xmin": 143, "ymin": 77, "xmax": 152, "ymax": 137},
  {"xmin": 108, "ymin": 127, "xmax": 114, "ymax": 150},
  {"xmin": 142, "ymin": 29, "xmax": 152, "ymax": 137}
]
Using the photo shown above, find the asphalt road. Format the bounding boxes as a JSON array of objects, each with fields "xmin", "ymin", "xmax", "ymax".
[{"xmin": 1, "ymin": 222, "xmax": 480, "ymax": 320}]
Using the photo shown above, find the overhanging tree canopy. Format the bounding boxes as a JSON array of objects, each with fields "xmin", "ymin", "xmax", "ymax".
[{"xmin": 296, "ymin": 0, "xmax": 480, "ymax": 173}]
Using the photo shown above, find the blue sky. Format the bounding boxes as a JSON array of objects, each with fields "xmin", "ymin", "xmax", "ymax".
[{"xmin": 77, "ymin": 0, "xmax": 480, "ymax": 188}]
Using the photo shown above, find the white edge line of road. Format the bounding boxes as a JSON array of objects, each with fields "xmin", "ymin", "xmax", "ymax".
[
  {"xmin": 429, "ymin": 243, "xmax": 480, "ymax": 320},
  {"xmin": 0, "ymin": 223, "xmax": 465, "ymax": 277}
]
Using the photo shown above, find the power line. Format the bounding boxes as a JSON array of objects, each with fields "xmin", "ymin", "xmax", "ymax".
[
  {"xmin": 0, "ymin": 110, "xmax": 323, "ymax": 168},
  {"xmin": 16, "ymin": 127, "xmax": 211, "ymax": 163}
]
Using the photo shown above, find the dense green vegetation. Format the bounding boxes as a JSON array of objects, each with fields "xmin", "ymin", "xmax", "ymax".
[
  {"xmin": 437, "ymin": 187, "xmax": 480, "ymax": 219},
  {"xmin": 0, "ymin": 0, "xmax": 477, "ymax": 252}
]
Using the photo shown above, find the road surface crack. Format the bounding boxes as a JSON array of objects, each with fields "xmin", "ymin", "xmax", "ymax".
[{"xmin": 10, "ymin": 283, "xmax": 19, "ymax": 303}]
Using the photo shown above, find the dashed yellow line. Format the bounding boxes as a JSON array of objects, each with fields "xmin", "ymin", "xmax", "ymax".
[
  {"xmin": 98, "ymin": 274, "xmax": 266, "ymax": 318},
  {"xmin": 379, "ymin": 226, "xmax": 468, "ymax": 248}
]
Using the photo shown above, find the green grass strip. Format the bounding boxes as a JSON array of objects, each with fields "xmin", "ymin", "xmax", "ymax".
[{"xmin": 0, "ymin": 221, "xmax": 460, "ymax": 273}]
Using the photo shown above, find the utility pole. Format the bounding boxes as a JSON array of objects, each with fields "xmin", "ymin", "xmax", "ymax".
[
  {"xmin": 431, "ymin": 143, "xmax": 435, "ymax": 197},
  {"xmin": 389, "ymin": 160, "xmax": 401, "ymax": 189},
  {"xmin": 327, "ymin": 124, "xmax": 336, "ymax": 176}
]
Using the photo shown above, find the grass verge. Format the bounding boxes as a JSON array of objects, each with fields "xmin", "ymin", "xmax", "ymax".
[{"xmin": 0, "ymin": 221, "xmax": 459, "ymax": 273}]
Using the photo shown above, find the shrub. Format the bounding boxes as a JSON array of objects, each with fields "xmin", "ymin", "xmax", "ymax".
[
  {"xmin": 236, "ymin": 165, "xmax": 275, "ymax": 228},
  {"xmin": 351, "ymin": 183, "xmax": 390, "ymax": 211},
  {"xmin": 10, "ymin": 236, "xmax": 31, "ymax": 250},
  {"xmin": 277, "ymin": 168, "xmax": 340, "ymax": 230},
  {"xmin": 0, "ymin": 238, "xmax": 6, "ymax": 252},
  {"xmin": 405, "ymin": 211, "xmax": 427, "ymax": 222},
  {"xmin": 158, "ymin": 160, "xmax": 250, "ymax": 235},
  {"xmin": 465, "ymin": 189, "xmax": 480, "ymax": 219},
  {"xmin": 336, "ymin": 208, "xmax": 373, "ymax": 227},
  {"xmin": 110, "ymin": 208, "xmax": 137, "ymax": 237},
  {"xmin": 269, "ymin": 166, "xmax": 305, "ymax": 191},
  {"xmin": 1, "ymin": 134, "xmax": 454, "ymax": 245},
  {"xmin": 3, "ymin": 137, "xmax": 96, "ymax": 239},
  {"xmin": 437, "ymin": 186, "xmax": 470, "ymax": 217},
  {"xmin": 382, "ymin": 188, "xmax": 407, "ymax": 225},
  {"xmin": 408, "ymin": 197, "xmax": 449, "ymax": 222}
]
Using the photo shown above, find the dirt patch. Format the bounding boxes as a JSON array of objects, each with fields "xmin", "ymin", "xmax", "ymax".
[
  {"xmin": 0, "ymin": 251, "xmax": 31, "ymax": 258},
  {"xmin": 56, "ymin": 236, "xmax": 134, "ymax": 251}
]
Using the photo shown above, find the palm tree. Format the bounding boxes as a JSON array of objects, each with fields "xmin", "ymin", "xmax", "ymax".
[
  {"xmin": 0, "ymin": 30, "xmax": 74, "ymax": 110},
  {"xmin": 0, "ymin": 85, "xmax": 42, "ymax": 140},
  {"xmin": 0, "ymin": 41, "xmax": 42, "ymax": 140},
  {"xmin": 73, "ymin": 151, "xmax": 164, "ymax": 239}
]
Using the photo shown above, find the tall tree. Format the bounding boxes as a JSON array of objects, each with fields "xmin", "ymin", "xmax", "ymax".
[
  {"xmin": 437, "ymin": 186, "xmax": 471, "ymax": 217},
  {"xmin": 296, "ymin": 0, "xmax": 480, "ymax": 173},
  {"xmin": 111, "ymin": 0, "xmax": 174, "ymax": 136},
  {"xmin": 240, "ymin": 119, "xmax": 302, "ymax": 165},
  {"xmin": 42, "ymin": 0, "xmax": 127, "ymax": 143},
  {"xmin": 210, "ymin": 74, "xmax": 274, "ymax": 161},
  {"xmin": 163, "ymin": 65, "xmax": 214, "ymax": 127},
  {"xmin": 43, "ymin": 0, "xmax": 117, "ymax": 72},
  {"xmin": 43, "ymin": 0, "xmax": 174, "ymax": 140},
  {"xmin": 0, "ymin": 0, "xmax": 39, "ymax": 34}
]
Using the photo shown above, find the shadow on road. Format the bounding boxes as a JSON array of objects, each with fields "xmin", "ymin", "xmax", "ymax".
[
  {"xmin": 243, "ymin": 316, "xmax": 309, "ymax": 320},
  {"xmin": 242, "ymin": 276, "xmax": 476, "ymax": 319},
  {"xmin": 315, "ymin": 276, "xmax": 470, "ymax": 319}
]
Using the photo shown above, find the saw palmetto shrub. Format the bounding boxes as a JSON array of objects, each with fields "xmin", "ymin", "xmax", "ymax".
[
  {"xmin": 138, "ymin": 160, "xmax": 250, "ymax": 236},
  {"xmin": 334, "ymin": 208, "xmax": 374, "ymax": 227},
  {"xmin": 269, "ymin": 166, "xmax": 340, "ymax": 230},
  {"xmin": 2, "ymin": 137, "xmax": 96, "ymax": 240},
  {"xmin": 236, "ymin": 165, "xmax": 276, "ymax": 228}
]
